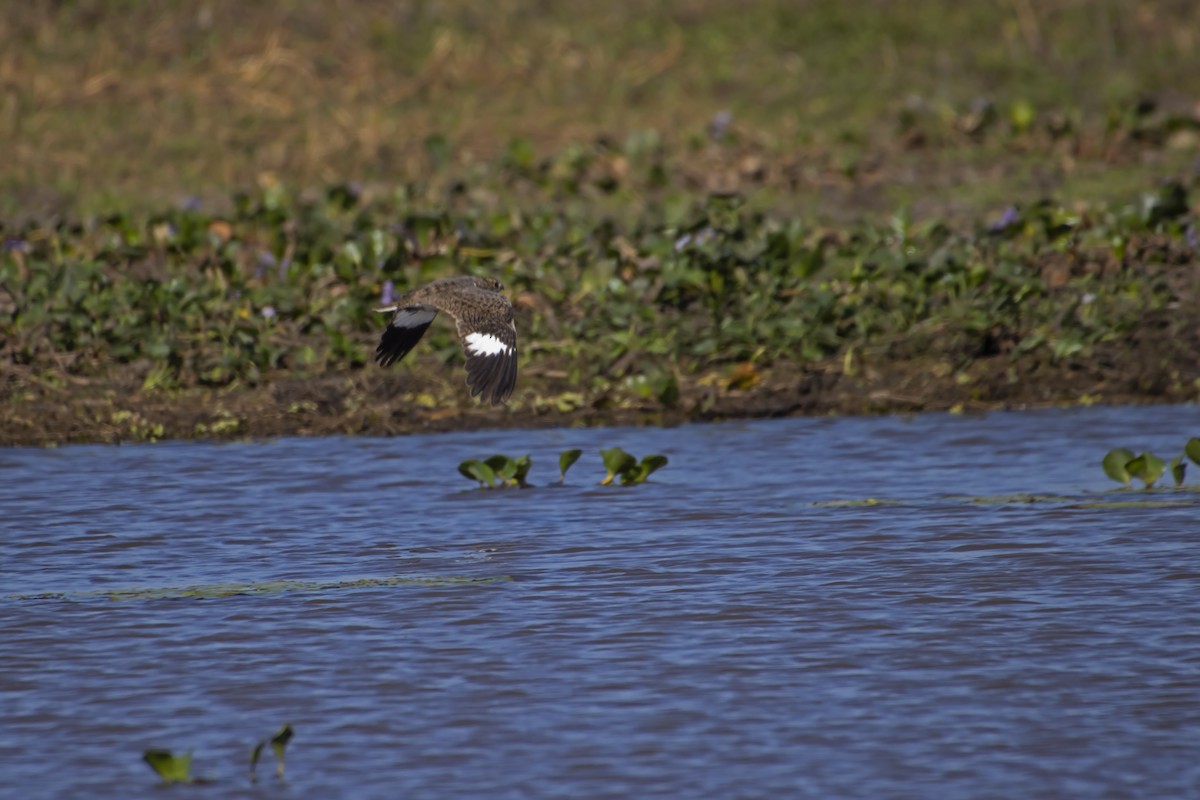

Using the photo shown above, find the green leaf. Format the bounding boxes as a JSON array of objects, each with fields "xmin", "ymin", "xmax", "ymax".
[
  {"xmin": 1186, "ymin": 437, "xmax": 1200, "ymax": 467},
  {"xmin": 511, "ymin": 454, "xmax": 533, "ymax": 488},
  {"xmin": 618, "ymin": 454, "xmax": 669, "ymax": 485},
  {"xmin": 1126, "ymin": 451, "xmax": 1166, "ymax": 489},
  {"xmin": 270, "ymin": 724, "xmax": 293, "ymax": 780},
  {"xmin": 143, "ymin": 749, "xmax": 193, "ymax": 784},
  {"xmin": 249, "ymin": 741, "xmax": 265, "ymax": 782},
  {"xmin": 600, "ymin": 447, "xmax": 637, "ymax": 485},
  {"xmin": 558, "ymin": 449, "xmax": 582, "ymax": 482},
  {"xmin": 485, "ymin": 454, "xmax": 516, "ymax": 482},
  {"xmin": 1101, "ymin": 448, "xmax": 1135, "ymax": 487},
  {"xmin": 458, "ymin": 459, "xmax": 496, "ymax": 487},
  {"xmin": 638, "ymin": 454, "xmax": 668, "ymax": 480},
  {"xmin": 1169, "ymin": 455, "xmax": 1187, "ymax": 488}
]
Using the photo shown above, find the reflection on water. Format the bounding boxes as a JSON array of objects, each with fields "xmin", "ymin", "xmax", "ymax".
[{"xmin": 2, "ymin": 405, "xmax": 1199, "ymax": 799}]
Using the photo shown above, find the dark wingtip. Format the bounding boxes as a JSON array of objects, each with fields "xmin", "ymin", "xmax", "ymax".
[
  {"xmin": 465, "ymin": 352, "xmax": 516, "ymax": 406},
  {"xmin": 376, "ymin": 321, "xmax": 432, "ymax": 368}
]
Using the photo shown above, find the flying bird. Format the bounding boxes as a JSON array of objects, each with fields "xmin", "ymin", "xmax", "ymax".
[{"xmin": 373, "ymin": 276, "xmax": 518, "ymax": 405}]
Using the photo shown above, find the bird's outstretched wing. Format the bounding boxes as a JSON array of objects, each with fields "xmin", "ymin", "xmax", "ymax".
[
  {"xmin": 455, "ymin": 315, "xmax": 518, "ymax": 405},
  {"xmin": 374, "ymin": 306, "xmax": 438, "ymax": 367}
]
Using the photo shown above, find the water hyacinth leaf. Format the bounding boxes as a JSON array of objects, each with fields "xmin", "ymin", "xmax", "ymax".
[
  {"xmin": 558, "ymin": 449, "xmax": 583, "ymax": 482},
  {"xmin": 249, "ymin": 740, "xmax": 265, "ymax": 782},
  {"xmin": 1186, "ymin": 438, "xmax": 1200, "ymax": 466},
  {"xmin": 1169, "ymin": 455, "xmax": 1186, "ymax": 488},
  {"xmin": 458, "ymin": 459, "xmax": 496, "ymax": 487},
  {"xmin": 1101, "ymin": 448, "xmax": 1136, "ymax": 487},
  {"xmin": 485, "ymin": 454, "xmax": 517, "ymax": 482},
  {"xmin": 639, "ymin": 454, "xmax": 669, "ymax": 480},
  {"xmin": 511, "ymin": 454, "xmax": 533, "ymax": 488},
  {"xmin": 143, "ymin": 749, "xmax": 192, "ymax": 784},
  {"xmin": 271, "ymin": 724, "xmax": 293, "ymax": 779},
  {"xmin": 1126, "ymin": 451, "xmax": 1165, "ymax": 489},
  {"xmin": 601, "ymin": 448, "xmax": 637, "ymax": 485},
  {"xmin": 619, "ymin": 454, "xmax": 669, "ymax": 485}
]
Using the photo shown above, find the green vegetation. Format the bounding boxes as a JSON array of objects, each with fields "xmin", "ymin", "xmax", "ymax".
[
  {"xmin": 2, "ymin": 2, "xmax": 1199, "ymax": 445},
  {"xmin": 457, "ymin": 447, "xmax": 666, "ymax": 487},
  {"xmin": 249, "ymin": 724, "xmax": 293, "ymax": 782},
  {"xmin": 558, "ymin": 449, "xmax": 583, "ymax": 482},
  {"xmin": 600, "ymin": 448, "xmax": 669, "ymax": 485},
  {"xmin": 459, "ymin": 453, "xmax": 533, "ymax": 488},
  {"xmin": 1103, "ymin": 438, "xmax": 1200, "ymax": 489},
  {"xmin": 3, "ymin": 2, "xmax": 1199, "ymax": 218},
  {"xmin": 143, "ymin": 749, "xmax": 194, "ymax": 785},
  {"xmin": 142, "ymin": 723, "xmax": 292, "ymax": 786}
]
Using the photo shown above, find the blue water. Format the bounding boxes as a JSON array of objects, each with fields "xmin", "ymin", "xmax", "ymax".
[{"xmin": 2, "ymin": 405, "xmax": 1199, "ymax": 798}]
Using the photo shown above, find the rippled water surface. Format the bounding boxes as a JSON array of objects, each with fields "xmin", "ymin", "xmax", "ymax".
[{"xmin": 3, "ymin": 405, "xmax": 1199, "ymax": 799}]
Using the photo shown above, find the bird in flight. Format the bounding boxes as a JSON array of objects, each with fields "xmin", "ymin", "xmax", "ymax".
[{"xmin": 373, "ymin": 276, "xmax": 518, "ymax": 405}]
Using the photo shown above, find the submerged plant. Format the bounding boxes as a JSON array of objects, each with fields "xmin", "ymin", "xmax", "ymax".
[{"xmin": 1102, "ymin": 438, "xmax": 1199, "ymax": 489}]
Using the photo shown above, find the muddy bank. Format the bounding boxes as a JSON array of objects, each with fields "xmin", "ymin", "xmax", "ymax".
[{"xmin": 4, "ymin": 328, "xmax": 1195, "ymax": 447}]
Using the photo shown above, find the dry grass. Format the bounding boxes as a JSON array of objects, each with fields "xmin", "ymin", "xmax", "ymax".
[{"xmin": 1, "ymin": 1, "xmax": 1198, "ymax": 218}]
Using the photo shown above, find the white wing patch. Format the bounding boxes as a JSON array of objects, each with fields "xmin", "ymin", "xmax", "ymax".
[
  {"xmin": 464, "ymin": 331, "xmax": 512, "ymax": 356},
  {"xmin": 390, "ymin": 307, "xmax": 438, "ymax": 330}
]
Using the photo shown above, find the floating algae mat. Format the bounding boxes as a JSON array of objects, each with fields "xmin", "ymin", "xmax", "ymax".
[{"xmin": 11, "ymin": 574, "xmax": 513, "ymax": 603}]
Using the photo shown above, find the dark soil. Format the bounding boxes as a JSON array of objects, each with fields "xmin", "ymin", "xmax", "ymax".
[{"xmin": 4, "ymin": 326, "xmax": 1195, "ymax": 447}]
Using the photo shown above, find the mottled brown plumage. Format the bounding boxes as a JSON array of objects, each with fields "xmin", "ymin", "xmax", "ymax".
[{"xmin": 373, "ymin": 276, "xmax": 518, "ymax": 405}]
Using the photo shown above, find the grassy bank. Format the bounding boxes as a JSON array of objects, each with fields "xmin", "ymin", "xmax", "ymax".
[
  {"xmin": 3, "ymin": 1, "xmax": 1199, "ymax": 219},
  {"xmin": 2, "ymin": 158, "xmax": 1196, "ymax": 445},
  {"xmin": 1, "ymin": 2, "xmax": 1199, "ymax": 444}
]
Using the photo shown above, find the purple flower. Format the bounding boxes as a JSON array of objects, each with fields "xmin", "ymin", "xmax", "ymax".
[
  {"xmin": 988, "ymin": 205, "xmax": 1021, "ymax": 233},
  {"xmin": 179, "ymin": 196, "xmax": 202, "ymax": 212},
  {"xmin": 708, "ymin": 110, "xmax": 732, "ymax": 141},
  {"xmin": 381, "ymin": 279, "xmax": 395, "ymax": 306},
  {"xmin": 255, "ymin": 251, "xmax": 277, "ymax": 280},
  {"xmin": 2, "ymin": 238, "xmax": 30, "ymax": 253},
  {"xmin": 261, "ymin": 306, "xmax": 277, "ymax": 319},
  {"xmin": 1186, "ymin": 223, "xmax": 1199, "ymax": 251}
]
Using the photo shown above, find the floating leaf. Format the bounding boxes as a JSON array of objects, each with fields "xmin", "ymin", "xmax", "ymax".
[
  {"xmin": 271, "ymin": 724, "xmax": 293, "ymax": 780},
  {"xmin": 458, "ymin": 459, "xmax": 496, "ymax": 487},
  {"xmin": 143, "ymin": 749, "xmax": 192, "ymax": 784},
  {"xmin": 619, "ymin": 454, "xmax": 669, "ymax": 485},
  {"xmin": 485, "ymin": 454, "xmax": 516, "ymax": 482},
  {"xmin": 1101, "ymin": 448, "xmax": 1135, "ymax": 488},
  {"xmin": 1169, "ymin": 455, "xmax": 1187, "ymax": 488},
  {"xmin": 1186, "ymin": 437, "xmax": 1200, "ymax": 466},
  {"xmin": 511, "ymin": 454, "xmax": 533, "ymax": 488},
  {"xmin": 558, "ymin": 449, "xmax": 582, "ymax": 482},
  {"xmin": 1126, "ymin": 451, "xmax": 1165, "ymax": 489},
  {"xmin": 600, "ymin": 447, "xmax": 637, "ymax": 485},
  {"xmin": 637, "ymin": 454, "xmax": 668, "ymax": 481}
]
